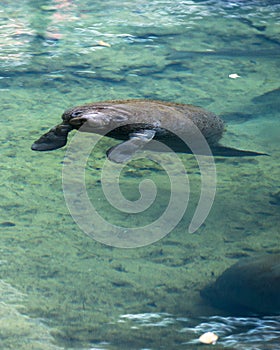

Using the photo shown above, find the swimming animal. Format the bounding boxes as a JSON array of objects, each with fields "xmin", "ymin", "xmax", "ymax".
[{"xmin": 31, "ymin": 99, "xmax": 266, "ymax": 162}]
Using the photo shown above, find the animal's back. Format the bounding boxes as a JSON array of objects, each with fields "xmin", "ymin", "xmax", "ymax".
[{"xmin": 84, "ymin": 99, "xmax": 225, "ymax": 146}]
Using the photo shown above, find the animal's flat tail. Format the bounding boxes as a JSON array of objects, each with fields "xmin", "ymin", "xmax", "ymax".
[{"xmin": 211, "ymin": 145, "xmax": 269, "ymax": 157}]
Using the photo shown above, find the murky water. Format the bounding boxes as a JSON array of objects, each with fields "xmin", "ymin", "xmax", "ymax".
[{"xmin": 0, "ymin": 0, "xmax": 279, "ymax": 349}]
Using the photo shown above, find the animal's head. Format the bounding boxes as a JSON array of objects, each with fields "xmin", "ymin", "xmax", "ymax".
[{"xmin": 63, "ymin": 105, "xmax": 128, "ymax": 133}]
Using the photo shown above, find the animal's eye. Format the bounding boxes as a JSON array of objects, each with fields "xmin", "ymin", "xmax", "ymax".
[{"xmin": 71, "ymin": 110, "xmax": 83, "ymax": 117}]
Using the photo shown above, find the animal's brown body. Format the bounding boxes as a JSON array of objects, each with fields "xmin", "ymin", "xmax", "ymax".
[{"xmin": 31, "ymin": 99, "xmax": 266, "ymax": 161}]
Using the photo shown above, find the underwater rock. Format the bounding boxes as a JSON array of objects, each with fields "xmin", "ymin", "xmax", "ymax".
[
  {"xmin": 198, "ymin": 332, "xmax": 218, "ymax": 345},
  {"xmin": 200, "ymin": 254, "xmax": 280, "ymax": 315}
]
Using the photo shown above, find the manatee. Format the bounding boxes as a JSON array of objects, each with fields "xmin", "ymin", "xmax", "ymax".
[
  {"xmin": 200, "ymin": 254, "xmax": 280, "ymax": 315},
  {"xmin": 31, "ymin": 99, "xmax": 267, "ymax": 162}
]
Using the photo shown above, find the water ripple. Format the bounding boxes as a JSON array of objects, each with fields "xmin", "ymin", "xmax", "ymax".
[
  {"xmin": 119, "ymin": 312, "xmax": 280, "ymax": 349},
  {"xmin": 181, "ymin": 315, "xmax": 280, "ymax": 349}
]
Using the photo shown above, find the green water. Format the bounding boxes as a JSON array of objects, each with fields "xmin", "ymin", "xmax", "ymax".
[{"xmin": 1, "ymin": 0, "xmax": 279, "ymax": 349}]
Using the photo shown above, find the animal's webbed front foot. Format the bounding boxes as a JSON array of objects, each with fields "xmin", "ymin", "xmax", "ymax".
[{"xmin": 106, "ymin": 129, "xmax": 156, "ymax": 163}]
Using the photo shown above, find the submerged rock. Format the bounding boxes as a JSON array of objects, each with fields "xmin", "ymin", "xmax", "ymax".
[{"xmin": 201, "ymin": 254, "xmax": 280, "ymax": 315}]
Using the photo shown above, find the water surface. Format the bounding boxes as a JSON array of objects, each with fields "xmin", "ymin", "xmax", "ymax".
[{"xmin": 0, "ymin": 0, "xmax": 279, "ymax": 349}]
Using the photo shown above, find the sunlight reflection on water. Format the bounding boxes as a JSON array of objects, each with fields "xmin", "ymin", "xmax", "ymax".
[
  {"xmin": 1, "ymin": 0, "xmax": 279, "ymax": 66},
  {"xmin": 119, "ymin": 313, "xmax": 280, "ymax": 350}
]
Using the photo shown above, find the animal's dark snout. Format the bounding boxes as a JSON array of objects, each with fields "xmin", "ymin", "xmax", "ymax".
[{"xmin": 69, "ymin": 117, "xmax": 88, "ymax": 126}]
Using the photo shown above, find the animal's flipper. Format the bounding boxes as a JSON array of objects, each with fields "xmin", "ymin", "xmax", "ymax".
[
  {"xmin": 31, "ymin": 124, "xmax": 73, "ymax": 151},
  {"xmin": 211, "ymin": 145, "xmax": 269, "ymax": 157},
  {"xmin": 107, "ymin": 129, "xmax": 156, "ymax": 163}
]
